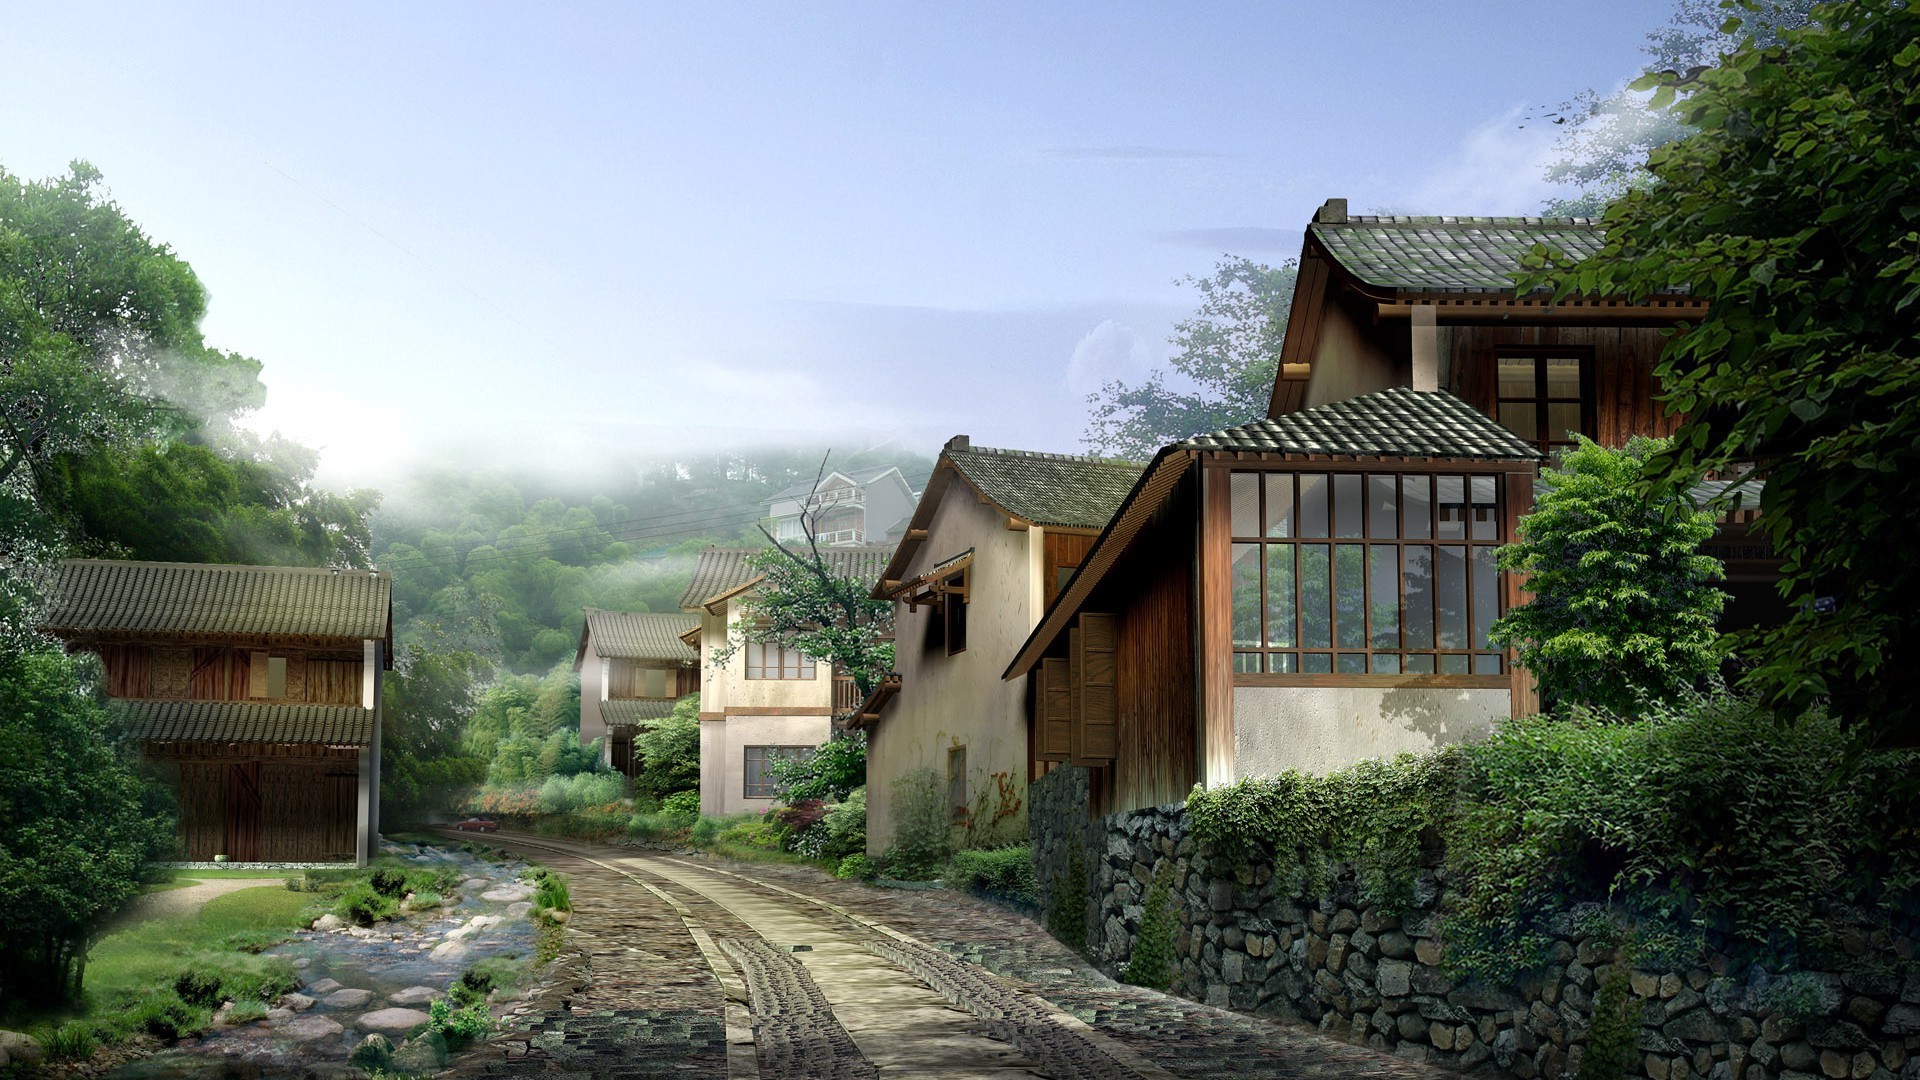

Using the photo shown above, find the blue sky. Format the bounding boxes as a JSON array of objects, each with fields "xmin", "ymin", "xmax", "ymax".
[{"xmin": 1, "ymin": 2, "xmax": 1672, "ymax": 488}]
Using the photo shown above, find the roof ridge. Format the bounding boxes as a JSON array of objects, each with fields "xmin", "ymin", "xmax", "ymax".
[
  {"xmin": 57, "ymin": 558, "xmax": 384, "ymax": 576},
  {"xmin": 1332, "ymin": 215, "xmax": 1599, "ymax": 227},
  {"xmin": 954, "ymin": 444, "xmax": 1142, "ymax": 467}
]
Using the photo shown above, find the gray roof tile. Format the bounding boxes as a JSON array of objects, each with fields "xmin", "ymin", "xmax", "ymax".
[
  {"xmin": 1313, "ymin": 215, "xmax": 1603, "ymax": 293},
  {"xmin": 678, "ymin": 545, "xmax": 894, "ymax": 610},
  {"xmin": 122, "ymin": 700, "xmax": 374, "ymax": 745},
  {"xmin": 582, "ymin": 609, "xmax": 698, "ymax": 662},
  {"xmin": 947, "ymin": 447, "xmax": 1144, "ymax": 530},
  {"xmin": 43, "ymin": 560, "xmax": 391, "ymax": 641},
  {"xmin": 599, "ymin": 699, "xmax": 682, "ymax": 727},
  {"xmin": 1177, "ymin": 388, "xmax": 1543, "ymax": 461}
]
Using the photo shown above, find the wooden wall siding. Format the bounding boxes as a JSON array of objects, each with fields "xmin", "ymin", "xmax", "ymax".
[
  {"xmin": 191, "ymin": 648, "xmax": 252, "ymax": 701},
  {"xmin": 1197, "ymin": 467, "xmax": 1236, "ymax": 787},
  {"xmin": 153, "ymin": 648, "xmax": 191, "ymax": 698},
  {"xmin": 1043, "ymin": 532, "xmax": 1098, "ymax": 604},
  {"xmin": 1040, "ymin": 657, "xmax": 1072, "ymax": 761},
  {"xmin": 90, "ymin": 646, "xmax": 356, "ymax": 704},
  {"xmin": 156, "ymin": 746, "xmax": 358, "ymax": 861},
  {"xmin": 98, "ymin": 644, "xmax": 151, "ymax": 697},
  {"xmin": 1104, "ymin": 473, "xmax": 1199, "ymax": 812},
  {"xmin": 179, "ymin": 763, "xmax": 226, "ymax": 860},
  {"xmin": 1448, "ymin": 325, "xmax": 1682, "ymax": 447},
  {"xmin": 1071, "ymin": 614, "xmax": 1118, "ymax": 765},
  {"xmin": 676, "ymin": 668, "xmax": 699, "ymax": 697},
  {"xmin": 306, "ymin": 660, "xmax": 363, "ymax": 705},
  {"xmin": 225, "ymin": 761, "xmax": 262, "ymax": 862}
]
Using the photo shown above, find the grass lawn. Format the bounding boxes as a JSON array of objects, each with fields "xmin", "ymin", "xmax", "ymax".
[
  {"xmin": 160, "ymin": 868, "xmax": 301, "ymax": 881},
  {"xmin": 84, "ymin": 887, "xmax": 318, "ymax": 1013}
]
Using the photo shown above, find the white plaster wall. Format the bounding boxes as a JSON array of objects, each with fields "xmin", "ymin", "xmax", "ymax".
[
  {"xmin": 866, "ymin": 491, "xmax": 1037, "ymax": 856},
  {"xmin": 719, "ymin": 598, "xmax": 834, "ymax": 711},
  {"xmin": 1231, "ymin": 686, "xmax": 1508, "ymax": 779},
  {"xmin": 578, "ymin": 635, "xmax": 607, "ymax": 761},
  {"xmin": 696, "ymin": 609, "xmax": 729, "ymax": 714},
  {"xmin": 710, "ymin": 713, "xmax": 833, "ymax": 817}
]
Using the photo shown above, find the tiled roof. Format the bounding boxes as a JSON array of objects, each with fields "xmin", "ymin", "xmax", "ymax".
[
  {"xmin": 582, "ymin": 609, "xmax": 698, "ymax": 662},
  {"xmin": 677, "ymin": 545, "xmax": 894, "ymax": 610},
  {"xmin": 122, "ymin": 701, "xmax": 374, "ymax": 745},
  {"xmin": 1176, "ymin": 388, "xmax": 1543, "ymax": 461},
  {"xmin": 1312, "ymin": 215, "xmax": 1604, "ymax": 294},
  {"xmin": 948, "ymin": 446, "xmax": 1145, "ymax": 530},
  {"xmin": 768, "ymin": 465, "xmax": 908, "ymax": 501},
  {"xmin": 600, "ymin": 699, "xmax": 681, "ymax": 727},
  {"xmin": 42, "ymin": 560, "xmax": 391, "ymax": 641}
]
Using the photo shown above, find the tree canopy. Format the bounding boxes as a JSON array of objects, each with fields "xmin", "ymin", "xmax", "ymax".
[
  {"xmin": 1524, "ymin": 0, "xmax": 1920, "ymax": 742},
  {"xmin": 1082, "ymin": 257, "xmax": 1295, "ymax": 460}
]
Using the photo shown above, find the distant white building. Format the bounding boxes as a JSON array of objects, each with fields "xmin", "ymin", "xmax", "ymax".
[{"xmin": 764, "ymin": 465, "xmax": 919, "ymax": 548}]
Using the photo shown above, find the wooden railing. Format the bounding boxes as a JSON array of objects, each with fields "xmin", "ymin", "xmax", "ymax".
[{"xmin": 832, "ymin": 673, "xmax": 861, "ymax": 716}]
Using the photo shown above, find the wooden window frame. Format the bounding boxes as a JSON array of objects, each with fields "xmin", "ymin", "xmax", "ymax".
[
  {"xmin": 1493, "ymin": 347, "xmax": 1596, "ymax": 454},
  {"xmin": 743, "ymin": 744, "xmax": 814, "ymax": 798},
  {"xmin": 744, "ymin": 641, "xmax": 818, "ymax": 681},
  {"xmin": 1226, "ymin": 465, "xmax": 1510, "ymax": 689}
]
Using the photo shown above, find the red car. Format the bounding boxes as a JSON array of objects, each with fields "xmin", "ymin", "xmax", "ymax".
[{"xmin": 453, "ymin": 817, "xmax": 498, "ymax": 832}]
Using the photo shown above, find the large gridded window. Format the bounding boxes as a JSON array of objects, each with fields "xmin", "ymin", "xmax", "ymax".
[
  {"xmin": 744, "ymin": 745, "xmax": 815, "ymax": 798},
  {"xmin": 1229, "ymin": 470, "xmax": 1506, "ymax": 677},
  {"xmin": 1497, "ymin": 352, "xmax": 1591, "ymax": 453},
  {"xmin": 745, "ymin": 642, "xmax": 816, "ymax": 680}
]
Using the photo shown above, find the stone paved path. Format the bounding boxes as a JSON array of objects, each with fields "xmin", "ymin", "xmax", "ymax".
[{"xmin": 445, "ymin": 831, "xmax": 1458, "ymax": 1079}]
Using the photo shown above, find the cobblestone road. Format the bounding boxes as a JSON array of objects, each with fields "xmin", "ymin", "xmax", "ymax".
[{"xmin": 444, "ymin": 832, "xmax": 1457, "ymax": 1080}]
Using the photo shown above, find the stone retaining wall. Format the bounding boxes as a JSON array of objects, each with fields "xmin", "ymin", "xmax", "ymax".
[{"xmin": 1029, "ymin": 766, "xmax": 1920, "ymax": 1080}]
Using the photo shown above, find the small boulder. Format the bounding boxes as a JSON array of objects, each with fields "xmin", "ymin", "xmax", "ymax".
[
  {"xmin": 462, "ymin": 878, "xmax": 490, "ymax": 891},
  {"xmin": 279, "ymin": 992, "xmax": 315, "ymax": 1012},
  {"xmin": 481, "ymin": 885, "xmax": 531, "ymax": 903},
  {"xmin": 388, "ymin": 986, "xmax": 444, "ymax": 1006},
  {"xmin": 304, "ymin": 977, "xmax": 344, "ymax": 995},
  {"xmin": 321, "ymin": 988, "xmax": 374, "ymax": 1008},
  {"xmin": 311, "ymin": 914, "xmax": 345, "ymax": 932},
  {"xmin": 429, "ymin": 940, "xmax": 470, "ymax": 961},
  {"xmin": 507, "ymin": 901, "xmax": 533, "ymax": 919},
  {"xmin": 357, "ymin": 1007, "xmax": 433, "ymax": 1034},
  {"xmin": 263, "ymin": 1008, "xmax": 296, "ymax": 1024},
  {"xmin": 0, "ymin": 1031, "xmax": 44, "ymax": 1068},
  {"xmin": 279, "ymin": 1014, "xmax": 344, "ymax": 1042}
]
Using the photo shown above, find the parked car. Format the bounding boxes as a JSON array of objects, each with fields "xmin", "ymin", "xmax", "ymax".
[{"xmin": 453, "ymin": 817, "xmax": 499, "ymax": 832}]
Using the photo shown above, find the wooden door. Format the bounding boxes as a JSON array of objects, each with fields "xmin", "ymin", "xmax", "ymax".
[
  {"xmin": 224, "ymin": 761, "xmax": 261, "ymax": 862},
  {"xmin": 324, "ymin": 773, "xmax": 357, "ymax": 861}
]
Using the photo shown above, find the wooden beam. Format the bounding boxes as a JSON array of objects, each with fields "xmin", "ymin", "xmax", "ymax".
[{"xmin": 1197, "ymin": 467, "xmax": 1236, "ymax": 787}]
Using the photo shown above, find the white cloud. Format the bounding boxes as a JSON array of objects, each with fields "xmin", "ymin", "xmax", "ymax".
[
  {"xmin": 1064, "ymin": 319, "xmax": 1155, "ymax": 397},
  {"xmin": 1393, "ymin": 106, "xmax": 1567, "ymax": 215}
]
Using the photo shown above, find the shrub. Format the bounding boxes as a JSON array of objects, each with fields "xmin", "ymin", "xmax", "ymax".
[
  {"xmin": 44, "ymin": 1021, "xmax": 96, "ymax": 1062},
  {"xmin": 369, "ymin": 868, "xmax": 409, "ymax": 898},
  {"xmin": 774, "ymin": 799, "xmax": 830, "ymax": 850},
  {"xmin": 408, "ymin": 890, "xmax": 446, "ymax": 910},
  {"xmin": 1121, "ymin": 867, "xmax": 1176, "ymax": 990},
  {"xmin": 531, "ymin": 870, "xmax": 570, "ymax": 914},
  {"xmin": 835, "ymin": 854, "xmax": 875, "ymax": 880},
  {"xmin": 769, "ymin": 730, "xmax": 866, "ymax": 802},
  {"xmin": 339, "ymin": 882, "xmax": 399, "ymax": 927},
  {"xmin": 135, "ymin": 994, "xmax": 207, "ymax": 1041},
  {"xmin": 660, "ymin": 790, "xmax": 700, "ymax": 824},
  {"xmin": 1578, "ymin": 968, "xmax": 1637, "ymax": 1080},
  {"xmin": 884, "ymin": 767, "xmax": 948, "ymax": 880},
  {"xmin": 173, "ymin": 969, "xmax": 223, "ymax": 1007},
  {"xmin": 349, "ymin": 1033, "xmax": 394, "ymax": 1071},
  {"xmin": 948, "ymin": 846, "xmax": 1037, "ymax": 907},
  {"xmin": 1488, "ymin": 435, "xmax": 1725, "ymax": 714},
  {"xmin": 816, "ymin": 788, "xmax": 867, "ymax": 862},
  {"xmin": 426, "ymin": 997, "xmax": 493, "ymax": 1050},
  {"xmin": 450, "ymin": 967, "xmax": 494, "ymax": 1009},
  {"xmin": 634, "ymin": 699, "xmax": 701, "ymax": 798},
  {"xmin": 714, "ymin": 819, "xmax": 784, "ymax": 851}
]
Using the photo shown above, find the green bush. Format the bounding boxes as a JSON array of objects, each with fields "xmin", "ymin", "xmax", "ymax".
[
  {"xmin": 1047, "ymin": 845, "xmax": 1089, "ymax": 955},
  {"xmin": 769, "ymin": 731, "xmax": 866, "ymax": 802},
  {"xmin": 1121, "ymin": 868, "xmax": 1176, "ymax": 990},
  {"xmin": 531, "ymin": 870, "xmax": 570, "ymax": 914},
  {"xmin": 634, "ymin": 699, "xmax": 701, "ymax": 798},
  {"xmin": 339, "ymin": 882, "xmax": 399, "ymax": 927},
  {"xmin": 537, "ymin": 771, "xmax": 628, "ymax": 815},
  {"xmin": 884, "ymin": 767, "xmax": 949, "ymax": 880},
  {"xmin": 44, "ymin": 1021, "xmax": 96, "ymax": 1062},
  {"xmin": 947, "ymin": 846, "xmax": 1036, "ymax": 906},
  {"xmin": 135, "ymin": 994, "xmax": 207, "ymax": 1041},
  {"xmin": 426, "ymin": 997, "xmax": 494, "ymax": 1050},
  {"xmin": 172, "ymin": 969, "xmax": 223, "ymax": 1007},
  {"xmin": 1577, "ymin": 967, "xmax": 1637, "ymax": 1080},
  {"xmin": 226, "ymin": 1000, "xmax": 269, "ymax": 1024},
  {"xmin": 816, "ymin": 788, "xmax": 867, "ymax": 862},
  {"xmin": 714, "ymin": 818, "xmax": 784, "ymax": 851},
  {"xmin": 834, "ymin": 854, "xmax": 875, "ymax": 880},
  {"xmin": 660, "ymin": 790, "xmax": 700, "ymax": 823},
  {"xmin": 349, "ymin": 1032, "xmax": 394, "ymax": 1071}
]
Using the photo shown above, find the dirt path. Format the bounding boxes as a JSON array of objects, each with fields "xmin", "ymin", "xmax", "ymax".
[
  {"xmin": 446, "ymin": 829, "xmax": 1460, "ymax": 1080},
  {"xmin": 119, "ymin": 876, "xmax": 289, "ymax": 923}
]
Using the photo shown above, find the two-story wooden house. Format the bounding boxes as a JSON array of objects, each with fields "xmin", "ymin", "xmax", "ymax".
[
  {"xmin": 679, "ymin": 545, "xmax": 891, "ymax": 816},
  {"xmin": 855, "ymin": 438, "xmax": 1143, "ymax": 855},
  {"xmin": 40, "ymin": 560, "xmax": 392, "ymax": 865},
  {"xmin": 1006, "ymin": 200, "xmax": 1769, "ymax": 818},
  {"xmin": 573, "ymin": 608, "xmax": 699, "ymax": 775}
]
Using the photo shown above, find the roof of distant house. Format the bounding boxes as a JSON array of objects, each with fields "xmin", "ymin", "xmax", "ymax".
[
  {"xmin": 767, "ymin": 464, "xmax": 911, "ymax": 502},
  {"xmin": 678, "ymin": 545, "xmax": 895, "ymax": 611},
  {"xmin": 1177, "ymin": 386, "xmax": 1542, "ymax": 461},
  {"xmin": 1311, "ymin": 213, "xmax": 1604, "ymax": 294},
  {"xmin": 599, "ymin": 698, "xmax": 681, "ymax": 727},
  {"xmin": 575, "ymin": 609, "xmax": 699, "ymax": 668},
  {"xmin": 122, "ymin": 701, "xmax": 374, "ymax": 745},
  {"xmin": 41, "ymin": 560, "xmax": 392, "ymax": 644}
]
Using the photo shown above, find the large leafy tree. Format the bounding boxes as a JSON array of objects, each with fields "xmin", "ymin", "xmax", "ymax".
[
  {"xmin": 1083, "ymin": 257, "xmax": 1295, "ymax": 459},
  {"xmin": 1525, "ymin": 0, "xmax": 1920, "ymax": 742},
  {"xmin": 1488, "ymin": 437, "xmax": 1725, "ymax": 715}
]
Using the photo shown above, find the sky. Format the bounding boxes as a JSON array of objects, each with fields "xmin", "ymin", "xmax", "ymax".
[{"xmin": 0, "ymin": 2, "xmax": 1674, "ymax": 491}]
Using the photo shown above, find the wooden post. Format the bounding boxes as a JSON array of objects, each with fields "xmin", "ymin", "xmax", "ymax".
[
  {"xmin": 1503, "ymin": 470, "xmax": 1541, "ymax": 717},
  {"xmin": 1197, "ymin": 464, "xmax": 1236, "ymax": 787}
]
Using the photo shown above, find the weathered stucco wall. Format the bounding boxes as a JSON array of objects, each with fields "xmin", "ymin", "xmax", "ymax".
[
  {"xmin": 866, "ymin": 489, "xmax": 1037, "ymax": 856},
  {"xmin": 699, "ymin": 712, "xmax": 831, "ymax": 817},
  {"xmin": 1029, "ymin": 767, "xmax": 1920, "ymax": 1080},
  {"xmin": 1232, "ymin": 687, "xmax": 1508, "ymax": 779}
]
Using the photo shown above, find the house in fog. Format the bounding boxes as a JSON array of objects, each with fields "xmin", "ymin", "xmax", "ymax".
[
  {"xmin": 573, "ymin": 608, "xmax": 699, "ymax": 775},
  {"xmin": 679, "ymin": 544, "xmax": 890, "ymax": 816},
  {"xmin": 40, "ymin": 559, "xmax": 392, "ymax": 865},
  {"xmin": 763, "ymin": 465, "xmax": 919, "ymax": 548}
]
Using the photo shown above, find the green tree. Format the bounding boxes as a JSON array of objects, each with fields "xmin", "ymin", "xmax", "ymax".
[
  {"xmin": 634, "ymin": 696, "xmax": 701, "ymax": 798},
  {"xmin": 719, "ymin": 510, "xmax": 895, "ymax": 700},
  {"xmin": 0, "ymin": 648, "xmax": 174, "ymax": 1005},
  {"xmin": 1539, "ymin": 0, "xmax": 1818, "ymax": 215},
  {"xmin": 769, "ymin": 729, "xmax": 866, "ymax": 803},
  {"xmin": 1523, "ymin": 0, "xmax": 1920, "ymax": 741},
  {"xmin": 1083, "ymin": 257, "xmax": 1294, "ymax": 459},
  {"xmin": 382, "ymin": 632, "xmax": 493, "ymax": 826},
  {"xmin": 1488, "ymin": 437, "xmax": 1724, "ymax": 715}
]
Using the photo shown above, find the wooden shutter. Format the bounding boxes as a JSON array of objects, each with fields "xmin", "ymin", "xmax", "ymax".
[
  {"xmin": 1039, "ymin": 658, "xmax": 1071, "ymax": 761},
  {"xmin": 248, "ymin": 651, "xmax": 270, "ymax": 699},
  {"xmin": 1071, "ymin": 613, "xmax": 1117, "ymax": 765}
]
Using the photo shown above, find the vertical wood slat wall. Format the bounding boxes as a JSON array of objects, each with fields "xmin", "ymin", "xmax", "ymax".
[
  {"xmin": 94, "ymin": 645, "xmax": 361, "ymax": 705},
  {"xmin": 1450, "ymin": 325, "xmax": 1681, "ymax": 447},
  {"xmin": 158, "ymin": 745, "xmax": 359, "ymax": 861},
  {"xmin": 1071, "ymin": 614, "xmax": 1117, "ymax": 765}
]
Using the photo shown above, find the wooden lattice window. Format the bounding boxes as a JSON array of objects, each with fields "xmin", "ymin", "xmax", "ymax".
[
  {"xmin": 745, "ymin": 642, "xmax": 816, "ymax": 680},
  {"xmin": 1228, "ymin": 470, "xmax": 1506, "ymax": 679},
  {"xmin": 1495, "ymin": 351, "xmax": 1592, "ymax": 453},
  {"xmin": 743, "ymin": 745, "xmax": 814, "ymax": 798}
]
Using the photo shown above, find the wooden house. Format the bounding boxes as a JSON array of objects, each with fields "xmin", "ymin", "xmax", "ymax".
[
  {"xmin": 855, "ymin": 437, "xmax": 1142, "ymax": 855},
  {"xmin": 678, "ymin": 545, "xmax": 891, "ymax": 815},
  {"xmin": 1005, "ymin": 200, "xmax": 1772, "ymax": 818},
  {"xmin": 573, "ymin": 608, "xmax": 699, "ymax": 775},
  {"xmin": 40, "ymin": 560, "xmax": 392, "ymax": 865}
]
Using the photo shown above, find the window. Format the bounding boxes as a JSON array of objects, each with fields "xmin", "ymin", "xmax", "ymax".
[
  {"xmin": 745, "ymin": 641, "xmax": 816, "ymax": 680},
  {"xmin": 266, "ymin": 656, "xmax": 287, "ymax": 700},
  {"xmin": 943, "ymin": 570, "xmax": 968, "ymax": 655},
  {"xmin": 641, "ymin": 667, "xmax": 668, "ymax": 698},
  {"xmin": 743, "ymin": 745, "xmax": 814, "ymax": 798},
  {"xmin": 1496, "ymin": 352, "xmax": 1591, "ymax": 453},
  {"xmin": 1229, "ymin": 470, "xmax": 1505, "ymax": 677},
  {"xmin": 947, "ymin": 746, "xmax": 968, "ymax": 822}
]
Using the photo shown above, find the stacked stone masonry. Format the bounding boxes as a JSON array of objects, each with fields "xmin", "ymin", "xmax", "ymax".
[{"xmin": 1030, "ymin": 766, "xmax": 1920, "ymax": 1080}]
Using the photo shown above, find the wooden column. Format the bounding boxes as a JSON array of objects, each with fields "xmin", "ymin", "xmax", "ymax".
[
  {"xmin": 1197, "ymin": 464, "xmax": 1236, "ymax": 787},
  {"xmin": 1503, "ymin": 470, "xmax": 1541, "ymax": 718}
]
